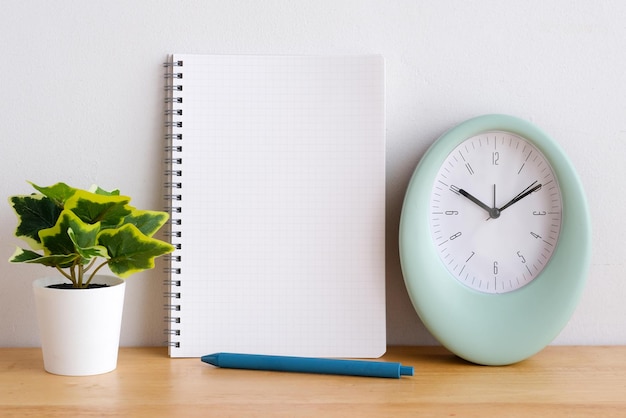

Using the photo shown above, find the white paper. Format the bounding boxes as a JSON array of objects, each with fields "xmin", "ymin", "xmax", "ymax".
[{"xmin": 167, "ymin": 54, "xmax": 386, "ymax": 358}]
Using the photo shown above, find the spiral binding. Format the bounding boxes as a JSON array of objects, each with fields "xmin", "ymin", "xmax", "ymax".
[{"xmin": 163, "ymin": 56, "xmax": 183, "ymax": 349}]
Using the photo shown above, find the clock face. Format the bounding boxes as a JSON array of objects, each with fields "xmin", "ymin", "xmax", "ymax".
[{"xmin": 429, "ymin": 131, "xmax": 562, "ymax": 294}]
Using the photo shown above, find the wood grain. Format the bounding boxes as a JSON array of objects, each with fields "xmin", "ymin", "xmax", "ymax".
[{"xmin": 0, "ymin": 346, "xmax": 624, "ymax": 417}]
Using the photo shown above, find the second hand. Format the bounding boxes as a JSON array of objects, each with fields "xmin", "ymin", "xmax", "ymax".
[{"xmin": 486, "ymin": 184, "xmax": 500, "ymax": 220}]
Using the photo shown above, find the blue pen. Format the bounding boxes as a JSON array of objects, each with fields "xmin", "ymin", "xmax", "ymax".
[{"xmin": 201, "ymin": 352, "xmax": 414, "ymax": 379}]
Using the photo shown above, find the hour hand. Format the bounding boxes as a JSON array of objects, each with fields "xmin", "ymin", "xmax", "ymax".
[{"xmin": 452, "ymin": 185, "xmax": 498, "ymax": 218}]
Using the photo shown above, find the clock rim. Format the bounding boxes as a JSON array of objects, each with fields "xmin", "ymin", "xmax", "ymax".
[{"xmin": 399, "ymin": 114, "xmax": 591, "ymax": 365}]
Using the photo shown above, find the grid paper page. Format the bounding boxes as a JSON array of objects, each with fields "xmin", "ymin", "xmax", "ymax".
[{"xmin": 168, "ymin": 54, "xmax": 385, "ymax": 358}]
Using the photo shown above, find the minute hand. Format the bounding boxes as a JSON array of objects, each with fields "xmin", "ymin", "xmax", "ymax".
[{"xmin": 499, "ymin": 182, "xmax": 542, "ymax": 212}]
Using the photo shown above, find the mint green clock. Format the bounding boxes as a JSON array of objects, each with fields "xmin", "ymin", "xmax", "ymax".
[{"xmin": 399, "ymin": 114, "xmax": 591, "ymax": 365}]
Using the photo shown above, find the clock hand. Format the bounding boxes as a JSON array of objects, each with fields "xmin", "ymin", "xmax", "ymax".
[
  {"xmin": 498, "ymin": 181, "xmax": 542, "ymax": 212},
  {"xmin": 486, "ymin": 184, "xmax": 501, "ymax": 220},
  {"xmin": 454, "ymin": 186, "xmax": 499, "ymax": 219}
]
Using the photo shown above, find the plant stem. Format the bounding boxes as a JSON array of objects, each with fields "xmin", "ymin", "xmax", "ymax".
[
  {"xmin": 78, "ymin": 264, "xmax": 85, "ymax": 288},
  {"xmin": 83, "ymin": 258, "xmax": 98, "ymax": 273},
  {"xmin": 55, "ymin": 266, "xmax": 74, "ymax": 285},
  {"xmin": 85, "ymin": 260, "xmax": 111, "ymax": 287}
]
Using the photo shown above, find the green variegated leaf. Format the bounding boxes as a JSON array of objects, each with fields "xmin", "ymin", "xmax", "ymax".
[
  {"xmin": 68, "ymin": 227, "xmax": 109, "ymax": 260},
  {"xmin": 64, "ymin": 189, "xmax": 131, "ymax": 229},
  {"xmin": 29, "ymin": 182, "xmax": 78, "ymax": 207},
  {"xmin": 10, "ymin": 182, "xmax": 173, "ymax": 286},
  {"xmin": 97, "ymin": 224, "xmax": 175, "ymax": 278},
  {"xmin": 9, "ymin": 194, "xmax": 62, "ymax": 249},
  {"xmin": 39, "ymin": 210, "xmax": 101, "ymax": 257},
  {"xmin": 89, "ymin": 185, "xmax": 121, "ymax": 196},
  {"xmin": 124, "ymin": 208, "xmax": 170, "ymax": 237},
  {"xmin": 9, "ymin": 247, "xmax": 78, "ymax": 268}
]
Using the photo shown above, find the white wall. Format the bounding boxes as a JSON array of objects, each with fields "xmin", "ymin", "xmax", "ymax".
[{"xmin": 0, "ymin": 1, "xmax": 624, "ymax": 347}]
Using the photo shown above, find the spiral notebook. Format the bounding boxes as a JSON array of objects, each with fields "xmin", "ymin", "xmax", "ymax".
[{"xmin": 164, "ymin": 54, "xmax": 386, "ymax": 358}]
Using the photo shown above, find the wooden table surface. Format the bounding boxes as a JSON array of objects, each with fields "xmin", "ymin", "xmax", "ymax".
[{"xmin": 0, "ymin": 346, "xmax": 624, "ymax": 417}]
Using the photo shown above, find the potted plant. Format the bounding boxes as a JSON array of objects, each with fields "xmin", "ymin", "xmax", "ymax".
[{"xmin": 8, "ymin": 182, "xmax": 174, "ymax": 376}]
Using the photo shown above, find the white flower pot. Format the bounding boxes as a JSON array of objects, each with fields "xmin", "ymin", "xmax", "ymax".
[{"xmin": 32, "ymin": 275, "xmax": 126, "ymax": 376}]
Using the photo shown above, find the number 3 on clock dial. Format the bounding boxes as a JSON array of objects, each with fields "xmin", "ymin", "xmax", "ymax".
[{"xmin": 429, "ymin": 131, "xmax": 562, "ymax": 294}]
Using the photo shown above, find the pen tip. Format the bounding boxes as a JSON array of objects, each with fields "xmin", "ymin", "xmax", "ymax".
[{"xmin": 400, "ymin": 366, "xmax": 414, "ymax": 376}]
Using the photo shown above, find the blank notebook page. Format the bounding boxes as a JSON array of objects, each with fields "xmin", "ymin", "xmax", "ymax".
[{"xmin": 167, "ymin": 54, "xmax": 386, "ymax": 358}]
